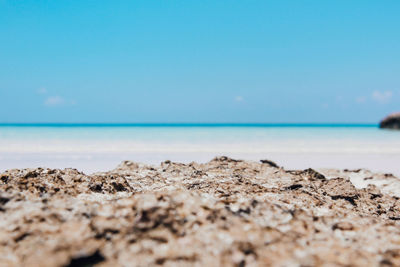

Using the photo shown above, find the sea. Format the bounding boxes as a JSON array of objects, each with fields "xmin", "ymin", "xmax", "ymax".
[{"xmin": 1, "ymin": 124, "xmax": 400, "ymax": 176}]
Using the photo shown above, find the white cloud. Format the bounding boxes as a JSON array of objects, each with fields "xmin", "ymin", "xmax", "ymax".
[
  {"xmin": 321, "ymin": 103, "xmax": 329, "ymax": 109},
  {"xmin": 37, "ymin": 88, "xmax": 47, "ymax": 94},
  {"xmin": 235, "ymin": 96, "xmax": 244, "ymax": 102},
  {"xmin": 371, "ymin": 90, "xmax": 392, "ymax": 104},
  {"xmin": 355, "ymin": 96, "xmax": 367, "ymax": 104},
  {"xmin": 44, "ymin": 96, "xmax": 64, "ymax": 106}
]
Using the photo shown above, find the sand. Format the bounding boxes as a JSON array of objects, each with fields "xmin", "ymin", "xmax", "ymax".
[{"xmin": 1, "ymin": 157, "xmax": 400, "ymax": 266}]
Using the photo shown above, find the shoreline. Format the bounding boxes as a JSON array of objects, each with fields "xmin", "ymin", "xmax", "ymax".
[
  {"xmin": 2, "ymin": 126, "xmax": 400, "ymax": 176},
  {"xmin": 2, "ymin": 152, "xmax": 400, "ymax": 177},
  {"xmin": 1, "ymin": 157, "xmax": 400, "ymax": 266}
]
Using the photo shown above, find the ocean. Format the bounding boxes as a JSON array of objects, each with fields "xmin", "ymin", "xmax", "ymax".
[{"xmin": 1, "ymin": 124, "xmax": 400, "ymax": 175}]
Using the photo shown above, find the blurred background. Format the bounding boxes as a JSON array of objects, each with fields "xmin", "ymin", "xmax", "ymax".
[{"xmin": 1, "ymin": 1, "xmax": 399, "ymax": 174}]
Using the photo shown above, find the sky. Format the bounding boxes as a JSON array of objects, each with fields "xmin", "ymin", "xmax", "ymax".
[{"xmin": 0, "ymin": 0, "xmax": 399, "ymax": 123}]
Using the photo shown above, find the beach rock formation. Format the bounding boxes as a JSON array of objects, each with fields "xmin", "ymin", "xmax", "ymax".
[
  {"xmin": 380, "ymin": 112, "xmax": 400, "ymax": 129},
  {"xmin": 1, "ymin": 157, "xmax": 400, "ymax": 266}
]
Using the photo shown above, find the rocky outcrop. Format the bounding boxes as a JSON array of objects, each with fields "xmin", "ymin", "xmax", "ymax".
[
  {"xmin": 380, "ymin": 112, "xmax": 400, "ymax": 129},
  {"xmin": 1, "ymin": 157, "xmax": 400, "ymax": 266}
]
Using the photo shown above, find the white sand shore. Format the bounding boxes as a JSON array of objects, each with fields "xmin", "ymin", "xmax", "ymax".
[{"xmin": 1, "ymin": 151, "xmax": 400, "ymax": 177}]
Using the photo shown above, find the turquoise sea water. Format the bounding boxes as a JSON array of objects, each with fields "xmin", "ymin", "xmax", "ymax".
[
  {"xmin": 0, "ymin": 123, "xmax": 385, "ymax": 142},
  {"xmin": 0, "ymin": 124, "xmax": 399, "ymax": 174}
]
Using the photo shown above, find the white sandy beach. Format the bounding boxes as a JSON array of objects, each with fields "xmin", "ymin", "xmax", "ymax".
[{"xmin": 1, "ymin": 126, "xmax": 400, "ymax": 176}]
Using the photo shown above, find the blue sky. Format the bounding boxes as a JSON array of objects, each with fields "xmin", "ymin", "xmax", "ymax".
[{"xmin": 1, "ymin": 0, "xmax": 399, "ymax": 123}]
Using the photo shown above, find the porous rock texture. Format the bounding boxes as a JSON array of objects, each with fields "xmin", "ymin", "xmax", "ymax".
[{"xmin": 1, "ymin": 157, "xmax": 400, "ymax": 267}]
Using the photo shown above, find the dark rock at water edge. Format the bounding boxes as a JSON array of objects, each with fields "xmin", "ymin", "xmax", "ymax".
[{"xmin": 380, "ymin": 112, "xmax": 400, "ymax": 129}]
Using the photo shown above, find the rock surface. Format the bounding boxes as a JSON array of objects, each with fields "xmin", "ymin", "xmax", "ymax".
[
  {"xmin": 380, "ymin": 112, "xmax": 400, "ymax": 129},
  {"xmin": 1, "ymin": 157, "xmax": 400, "ymax": 266}
]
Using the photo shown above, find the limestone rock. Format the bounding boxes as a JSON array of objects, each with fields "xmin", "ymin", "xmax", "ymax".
[{"xmin": 1, "ymin": 158, "xmax": 400, "ymax": 266}]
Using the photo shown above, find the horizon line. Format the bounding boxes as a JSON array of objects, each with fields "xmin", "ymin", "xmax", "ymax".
[{"xmin": 0, "ymin": 122, "xmax": 379, "ymax": 128}]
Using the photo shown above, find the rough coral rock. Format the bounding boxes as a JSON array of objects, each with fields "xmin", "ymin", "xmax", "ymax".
[{"xmin": 1, "ymin": 157, "xmax": 400, "ymax": 266}]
